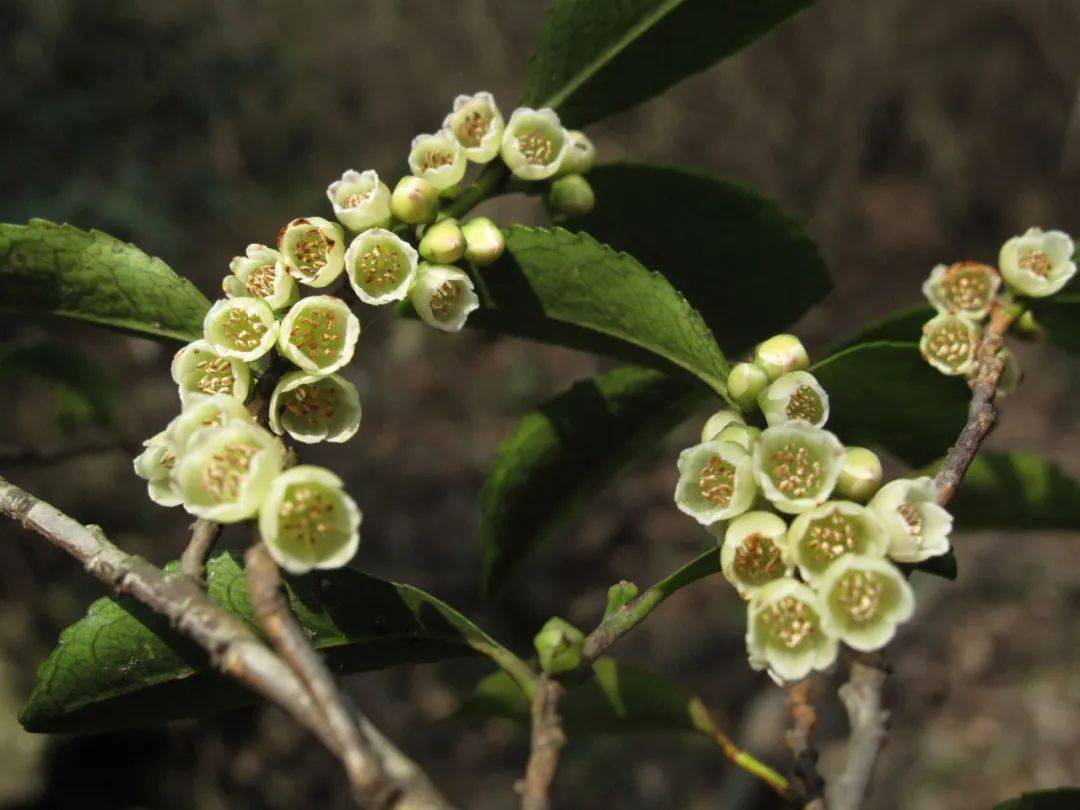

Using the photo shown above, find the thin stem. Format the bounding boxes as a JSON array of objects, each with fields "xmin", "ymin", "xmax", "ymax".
[
  {"xmin": 784, "ymin": 681, "xmax": 825, "ymax": 807},
  {"xmin": 443, "ymin": 163, "xmax": 510, "ymax": 221},
  {"xmin": 181, "ymin": 518, "xmax": 220, "ymax": 582},
  {"xmin": 518, "ymin": 676, "xmax": 566, "ymax": 810}
]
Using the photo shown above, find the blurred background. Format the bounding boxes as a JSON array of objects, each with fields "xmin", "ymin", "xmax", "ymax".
[{"xmin": 2, "ymin": 0, "xmax": 1079, "ymax": 807}]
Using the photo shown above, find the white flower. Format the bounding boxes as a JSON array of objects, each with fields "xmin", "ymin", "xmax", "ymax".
[
  {"xmin": 999, "ymin": 227, "xmax": 1076, "ymax": 298},
  {"xmin": 817, "ymin": 555, "xmax": 914, "ymax": 652},
  {"xmin": 746, "ymin": 578, "xmax": 838, "ymax": 684},
  {"xmin": 674, "ymin": 440, "xmax": 756, "ymax": 525},
  {"xmin": 224, "ymin": 244, "xmax": 298, "ymax": 310},
  {"xmin": 720, "ymin": 511, "xmax": 792, "ymax": 599},
  {"xmin": 166, "ymin": 393, "xmax": 254, "ymax": 452},
  {"xmin": 269, "ymin": 371, "xmax": 361, "ymax": 444},
  {"xmin": 500, "ymin": 107, "xmax": 569, "ymax": 181},
  {"xmin": 344, "ymin": 228, "xmax": 419, "ymax": 305},
  {"xmin": 786, "ymin": 500, "xmax": 888, "ymax": 584},
  {"xmin": 922, "ymin": 261, "xmax": 1001, "ymax": 320},
  {"xmin": 277, "ymin": 296, "xmax": 361, "ymax": 376},
  {"xmin": 326, "ymin": 169, "xmax": 392, "ymax": 232},
  {"xmin": 258, "ymin": 466, "xmax": 361, "ymax": 575},
  {"xmin": 920, "ymin": 313, "xmax": 980, "ymax": 376},
  {"xmin": 757, "ymin": 370, "xmax": 829, "ymax": 428},
  {"xmin": 278, "ymin": 217, "xmax": 347, "ymax": 287},
  {"xmin": 868, "ymin": 477, "xmax": 952, "ymax": 563},
  {"xmin": 409, "ymin": 264, "xmax": 480, "ymax": 333},
  {"xmin": 408, "ymin": 131, "xmax": 467, "ymax": 192},
  {"xmin": 203, "ymin": 297, "xmax": 279, "ymax": 362},
  {"xmin": 133, "ymin": 432, "xmax": 182, "ymax": 507},
  {"xmin": 443, "ymin": 92, "xmax": 504, "ymax": 163},
  {"xmin": 171, "ymin": 339, "xmax": 251, "ymax": 404},
  {"xmin": 753, "ymin": 422, "xmax": 845, "ymax": 515}
]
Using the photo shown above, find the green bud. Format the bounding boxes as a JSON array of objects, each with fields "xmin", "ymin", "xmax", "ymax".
[
  {"xmin": 546, "ymin": 174, "xmax": 595, "ymax": 220},
  {"xmin": 461, "ymin": 217, "xmax": 505, "ymax": 266},
  {"xmin": 727, "ymin": 362, "xmax": 769, "ymax": 411},
  {"xmin": 754, "ymin": 334, "xmax": 809, "ymax": 380},
  {"xmin": 390, "ymin": 176, "xmax": 440, "ymax": 224},
  {"xmin": 558, "ymin": 130, "xmax": 596, "ymax": 176},
  {"xmin": 278, "ymin": 217, "xmax": 346, "ymax": 288},
  {"xmin": 836, "ymin": 447, "xmax": 883, "ymax": 502},
  {"xmin": 997, "ymin": 347, "xmax": 1022, "ymax": 397},
  {"xmin": 533, "ymin": 617, "xmax": 585, "ymax": 675},
  {"xmin": 418, "ymin": 218, "xmax": 466, "ymax": 264},
  {"xmin": 716, "ymin": 423, "xmax": 761, "ymax": 452},
  {"xmin": 700, "ymin": 409, "xmax": 744, "ymax": 442},
  {"xmin": 604, "ymin": 580, "xmax": 639, "ymax": 618}
]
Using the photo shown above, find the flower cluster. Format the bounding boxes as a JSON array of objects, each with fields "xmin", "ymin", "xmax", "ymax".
[
  {"xmin": 136, "ymin": 90, "xmax": 599, "ymax": 575},
  {"xmin": 675, "ymin": 335, "xmax": 952, "ymax": 683},
  {"xmin": 919, "ymin": 227, "xmax": 1075, "ymax": 379}
]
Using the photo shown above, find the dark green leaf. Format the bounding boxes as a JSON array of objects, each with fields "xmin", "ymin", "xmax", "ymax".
[
  {"xmin": 0, "ymin": 219, "xmax": 210, "ymax": 342},
  {"xmin": 480, "ymin": 366, "xmax": 707, "ymax": 595},
  {"xmin": 471, "ymin": 226, "xmax": 730, "ymax": 395},
  {"xmin": 994, "ymin": 788, "xmax": 1080, "ymax": 810},
  {"xmin": 20, "ymin": 552, "xmax": 529, "ymax": 734},
  {"xmin": 902, "ymin": 550, "xmax": 958, "ymax": 581},
  {"xmin": 520, "ymin": 0, "xmax": 815, "ymax": 127},
  {"xmin": 813, "ymin": 341, "xmax": 968, "ymax": 466},
  {"xmin": 832, "ymin": 304, "xmax": 933, "ymax": 351},
  {"xmin": 0, "ymin": 340, "xmax": 118, "ymax": 431},
  {"xmin": 1033, "ymin": 294, "xmax": 1080, "ymax": 354},
  {"xmin": 574, "ymin": 163, "xmax": 831, "ymax": 355}
]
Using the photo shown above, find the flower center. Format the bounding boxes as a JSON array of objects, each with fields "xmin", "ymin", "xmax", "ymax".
[
  {"xmin": 457, "ymin": 109, "xmax": 492, "ymax": 147},
  {"xmin": 1018, "ymin": 248, "xmax": 1052, "ymax": 279},
  {"xmin": 282, "ymin": 381, "xmax": 338, "ymax": 428},
  {"xmin": 785, "ymin": 385, "xmax": 824, "ymax": 423},
  {"xmin": 201, "ymin": 442, "xmax": 257, "ymax": 502},
  {"xmin": 925, "ymin": 322, "xmax": 972, "ymax": 367},
  {"xmin": 769, "ymin": 442, "xmax": 822, "ymax": 498},
  {"xmin": 805, "ymin": 509, "xmax": 859, "ymax": 565},
  {"xmin": 734, "ymin": 534, "xmax": 785, "ymax": 586},
  {"xmin": 420, "ymin": 149, "xmax": 455, "ymax": 170},
  {"xmin": 516, "ymin": 129, "xmax": 555, "ymax": 164},
  {"xmin": 834, "ymin": 570, "xmax": 885, "ymax": 623},
  {"xmin": 356, "ymin": 243, "xmax": 402, "ymax": 287},
  {"xmin": 223, "ymin": 308, "xmax": 269, "ymax": 351},
  {"xmin": 698, "ymin": 455, "xmax": 736, "ymax": 505},
  {"xmin": 194, "ymin": 355, "xmax": 235, "ymax": 395},
  {"xmin": 941, "ymin": 265, "xmax": 993, "ymax": 312},
  {"xmin": 429, "ymin": 280, "xmax": 460, "ymax": 321},
  {"xmin": 279, "ymin": 484, "xmax": 337, "ymax": 546},
  {"xmin": 345, "ymin": 189, "xmax": 373, "ymax": 208},
  {"xmin": 896, "ymin": 502, "xmax": 923, "ymax": 540},
  {"xmin": 761, "ymin": 596, "xmax": 816, "ymax": 649},
  {"xmin": 288, "ymin": 308, "xmax": 342, "ymax": 365},
  {"xmin": 294, "ymin": 228, "xmax": 332, "ymax": 279},
  {"xmin": 245, "ymin": 263, "xmax": 277, "ymax": 298}
]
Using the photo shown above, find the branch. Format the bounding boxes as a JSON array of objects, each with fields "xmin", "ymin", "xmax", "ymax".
[
  {"xmin": 785, "ymin": 681, "xmax": 825, "ymax": 809},
  {"xmin": 181, "ymin": 518, "xmax": 220, "ymax": 582},
  {"xmin": 0, "ymin": 475, "xmax": 452, "ymax": 810},
  {"xmin": 517, "ymin": 676, "xmax": 566, "ymax": 810},
  {"xmin": 828, "ymin": 660, "xmax": 888, "ymax": 810}
]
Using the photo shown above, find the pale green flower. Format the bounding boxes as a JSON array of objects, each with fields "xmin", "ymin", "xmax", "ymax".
[
  {"xmin": 757, "ymin": 370, "xmax": 829, "ymax": 428},
  {"xmin": 344, "ymin": 228, "xmax": 419, "ymax": 305},
  {"xmin": 326, "ymin": 169, "xmax": 392, "ymax": 232},
  {"xmin": 133, "ymin": 432, "xmax": 182, "ymax": 507},
  {"xmin": 558, "ymin": 130, "xmax": 596, "ymax": 176},
  {"xmin": 715, "ymin": 423, "xmax": 761, "ymax": 452},
  {"xmin": 258, "ymin": 465, "xmax": 361, "ymax": 574},
  {"xmin": 278, "ymin": 217, "xmax": 346, "ymax": 288},
  {"xmin": 754, "ymin": 334, "xmax": 809, "ymax": 380},
  {"xmin": 223, "ymin": 244, "xmax": 298, "ymax": 310},
  {"xmin": 922, "ymin": 261, "xmax": 1000, "ymax": 320},
  {"xmin": 269, "ymin": 371, "xmax": 361, "ymax": 444},
  {"xmin": 166, "ymin": 393, "xmax": 254, "ymax": 452},
  {"xmin": 836, "ymin": 447, "xmax": 883, "ymax": 502},
  {"xmin": 500, "ymin": 107, "xmax": 569, "ymax": 181},
  {"xmin": 867, "ymin": 477, "xmax": 952, "ymax": 563},
  {"xmin": 410, "ymin": 264, "xmax": 480, "ymax": 333},
  {"xmin": 753, "ymin": 422, "xmax": 845, "ymax": 514},
  {"xmin": 674, "ymin": 440, "xmax": 757, "ymax": 525},
  {"xmin": 720, "ymin": 511, "xmax": 792, "ymax": 599},
  {"xmin": 700, "ymin": 409, "xmax": 744, "ymax": 442},
  {"xmin": 920, "ymin": 313, "xmax": 979, "ymax": 376},
  {"xmin": 533, "ymin": 617, "xmax": 584, "ymax": 675},
  {"xmin": 817, "ymin": 555, "xmax": 914, "ymax": 652},
  {"xmin": 277, "ymin": 295, "xmax": 361, "ymax": 376},
  {"xmin": 171, "ymin": 339, "xmax": 251, "ymax": 403},
  {"xmin": 443, "ymin": 92, "xmax": 504, "ymax": 163},
  {"xmin": 786, "ymin": 501, "xmax": 888, "ymax": 584},
  {"xmin": 408, "ymin": 131, "xmax": 467, "ymax": 192},
  {"xmin": 203, "ymin": 297, "xmax": 279, "ymax": 362},
  {"xmin": 999, "ymin": 227, "xmax": 1076, "ymax": 298},
  {"xmin": 746, "ymin": 578, "xmax": 838, "ymax": 684}
]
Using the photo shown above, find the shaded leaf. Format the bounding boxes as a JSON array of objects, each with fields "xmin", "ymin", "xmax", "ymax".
[
  {"xmin": 1033, "ymin": 294, "xmax": 1080, "ymax": 355},
  {"xmin": 833, "ymin": 304, "xmax": 933, "ymax": 350},
  {"xmin": 21, "ymin": 552, "xmax": 528, "ymax": 734},
  {"xmin": 521, "ymin": 0, "xmax": 815, "ymax": 127},
  {"xmin": 575, "ymin": 163, "xmax": 831, "ymax": 355},
  {"xmin": 480, "ymin": 366, "xmax": 707, "ymax": 594},
  {"xmin": 994, "ymin": 788, "xmax": 1080, "ymax": 810},
  {"xmin": 0, "ymin": 219, "xmax": 209, "ymax": 342}
]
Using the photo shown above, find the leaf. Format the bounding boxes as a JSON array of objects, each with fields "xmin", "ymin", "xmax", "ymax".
[
  {"xmin": 832, "ymin": 304, "xmax": 933, "ymax": 350},
  {"xmin": 471, "ymin": 226, "xmax": 731, "ymax": 395},
  {"xmin": 994, "ymin": 788, "xmax": 1080, "ymax": 810},
  {"xmin": 0, "ymin": 219, "xmax": 210, "ymax": 342},
  {"xmin": 20, "ymin": 552, "xmax": 529, "ymax": 734},
  {"xmin": 812, "ymin": 341, "xmax": 969, "ymax": 466},
  {"xmin": 1033, "ymin": 294, "xmax": 1080, "ymax": 355},
  {"xmin": 574, "ymin": 163, "xmax": 831, "ymax": 354},
  {"xmin": 0, "ymin": 340, "xmax": 118, "ymax": 431},
  {"xmin": 480, "ymin": 366, "xmax": 707, "ymax": 595},
  {"xmin": 520, "ymin": 0, "xmax": 816, "ymax": 127}
]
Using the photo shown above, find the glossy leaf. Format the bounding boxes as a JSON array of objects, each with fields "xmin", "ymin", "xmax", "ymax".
[
  {"xmin": 520, "ymin": 0, "xmax": 816, "ymax": 127},
  {"xmin": 0, "ymin": 219, "xmax": 210, "ymax": 342},
  {"xmin": 20, "ymin": 552, "xmax": 528, "ymax": 734},
  {"xmin": 575, "ymin": 163, "xmax": 831, "ymax": 355},
  {"xmin": 480, "ymin": 366, "xmax": 708, "ymax": 594},
  {"xmin": 833, "ymin": 304, "xmax": 933, "ymax": 350}
]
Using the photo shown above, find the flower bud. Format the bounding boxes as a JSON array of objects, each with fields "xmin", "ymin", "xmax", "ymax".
[
  {"xmin": 727, "ymin": 362, "xmax": 769, "ymax": 411},
  {"xmin": 757, "ymin": 371, "xmax": 829, "ymax": 428},
  {"xmin": 999, "ymin": 227, "xmax": 1076, "ymax": 298},
  {"xmin": 345, "ymin": 228, "xmax": 419, "ymax": 305},
  {"xmin": 269, "ymin": 371, "xmax": 361, "ymax": 444},
  {"xmin": 410, "ymin": 264, "xmax": 480, "ymax": 333},
  {"xmin": 546, "ymin": 174, "xmax": 595, "ymax": 220},
  {"xmin": 167, "ymin": 393, "xmax": 254, "ymax": 452},
  {"xmin": 258, "ymin": 465, "xmax": 362, "ymax": 574},
  {"xmin": 754, "ymin": 334, "xmax": 809, "ymax": 380},
  {"xmin": 922, "ymin": 261, "xmax": 1001, "ymax": 320},
  {"xmin": 997, "ymin": 347, "xmax": 1022, "ymax": 397},
  {"xmin": 675, "ymin": 440, "xmax": 757, "ymax": 525},
  {"xmin": 786, "ymin": 500, "xmax": 888, "ymax": 584},
  {"xmin": 171, "ymin": 340, "xmax": 251, "ymax": 403},
  {"xmin": 133, "ymin": 432, "xmax": 182, "ymax": 507},
  {"xmin": 408, "ymin": 131, "xmax": 467, "ymax": 192},
  {"xmin": 745, "ymin": 578, "xmax": 837, "ymax": 684},
  {"xmin": 203, "ymin": 297, "xmax": 279, "ymax": 362},
  {"xmin": 277, "ymin": 295, "xmax": 361, "ymax": 376},
  {"xmin": 817, "ymin": 555, "xmax": 914, "ymax": 652},
  {"xmin": 836, "ymin": 446, "xmax": 883, "ymax": 502},
  {"xmin": 533, "ymin": 617, "xmax": 584, "ymax": 675},
  {"xmin": 500, "ymin": 107, "xmax": 569, "ymax": 181},
  {"xmin": 604, "ymin": 580, "xmax": 639, "ymax": 618},
  {"xmin": 390, "ymin": 176, "xmax": 440, "ymax": 224},
  {"xmin": 278, "ymin": 217, "xmax": 346, "ymax": 288},
  {"xmin": 920, "ymin": 313, "xmax": 979, "ymax": 376},
  {"xmin": 461, "ymin": 217, "xmax": 505, "ymax": 266},
  {"xmin": 326, "ymin": 169, "xmax": 392, "ymax": 232},
  {"xmin": 224, "ymin": 244, "xmax": 298, "ymax": 311},
  {"xmin": 418, "ymin": 218, "xmax": 466, "ymax": 264},
  {"xmin": 715, "ymin": 423, "xmax": 761, "ymax": 452},
  {"xmin": 443, "ymin": 92, "xmax": 504, "ymax": 163},
  {"xmin": 700, "ymin": 409, "xmax": 744, "ymax": 442},
  {"xmin": 558, "ymin": 130, "xmax": 596, "ymax": 176},
  {"xmin": 753, "ymin": 422, "xmax": 845, "ymax": 515},
  {"xmin": 868, "ymin": 477, "xmax": 952, "ymax": 563},
  {"xmin": 720, "ymin": 511, "xmax": 792, "ymax": 599},
  {"xmin": 175, "ymin": 421, "xmax": 284, "ymax": 522}
]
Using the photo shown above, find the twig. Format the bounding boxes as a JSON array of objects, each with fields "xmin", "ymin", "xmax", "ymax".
[
  {"xmin": 0, "ymin": 475, "xmax": 452, "ymax": 810},
  {"xmin": 785, "ymin": 681, "xmax": 825, "ymax": 809},
  {"xmin": 828, "ymin": 661, "xmax": 888, "ymax": 810},
  {"xmin": 181, "ymin": 518, "xmax": 220, "ymax": 582},
  {"xmin": 517, "ymin": 676, "xmax": 566, "ymax": 810},
  {"xmin": 693, "ymin": 698, "xmax": 795, "ymax": 801}
]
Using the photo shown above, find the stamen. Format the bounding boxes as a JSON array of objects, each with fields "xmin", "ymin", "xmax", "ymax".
[
  {"xmin": 420, "ymin": 149, "xmax": 455, "ymax": 170},
  {"xmin": 734, "ymin": 534, "xmax": 784, "ymax": 585},
  {"xmin": 288, "ymin": 309, "xmax": 341, "ymax": 365},
  {"xmin": 196, "ymin": 355, "xmax": 235, "ymax": 395},
  {"xmin": 941, "ymin": 264, "xmax": 993, "ymax": 311},
  {"xmin": 761, "ymin": 596, "xmax": 815, "ymax": 649},
  {"xmin": 429, "ymin": 280, "xmax": 460, "ymax": 321},
  {"xmin": 294, "ymin": 228, "xmax": 332, "ymax": 279},
  {"xmin": 896, "ymin": 502, "xmax": 923, "ymax": 541},
  {"xmin": 356, "ymin": 243, "xmax": 401, "ymax": 287},
  {"xmin": 200, "ymin": 442, "xmax": 258, "ymax": 502},
  {"xmin": 699, "ymin": 455, "xmax": 736, "ymax": 505},
  {"xmin": 282, "ymin": 381, "xmax": 339, "ymax": 428},
  {"xmin": 516, "ymin": 129, "xmax": 555, "ymax": 164},
  {"xmin": 345, "ymin": 189, "xmax": 373, "ymax": 208},
  {"xmin": 834, "ymin": 570, "xmax": 884, "ymax": 623},
  {"xmin": 278, "ymin": 484, "xmax": 338, "ymax": 546},
  {"xmin": 222, "ymin": 308, "xmax": 268, "ymax": 351},
  {"xmin": 785, "ymin": 385, "xmax": 824, "ymax": 423},
  {"xmin": 770, "ymin": 442, "xmax": 822, "ymax": 498},
  {"xmin": 925, "ymin": 322, "xmax": 972, "ymax": 367},
  {"xmin": 457, "ymin": 109, "xmax": 492, "ymax": 147},
  {"xmin": 805, "ymin": 509, "xmax": 858, "ymax": 564},
  {"xmin": 245, "ymin": 263, "xmax": 277, "ymax": 298},
  {"xmin": 1018, "ymin": 248, "xmax": 1052, "ymax": 279}
]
